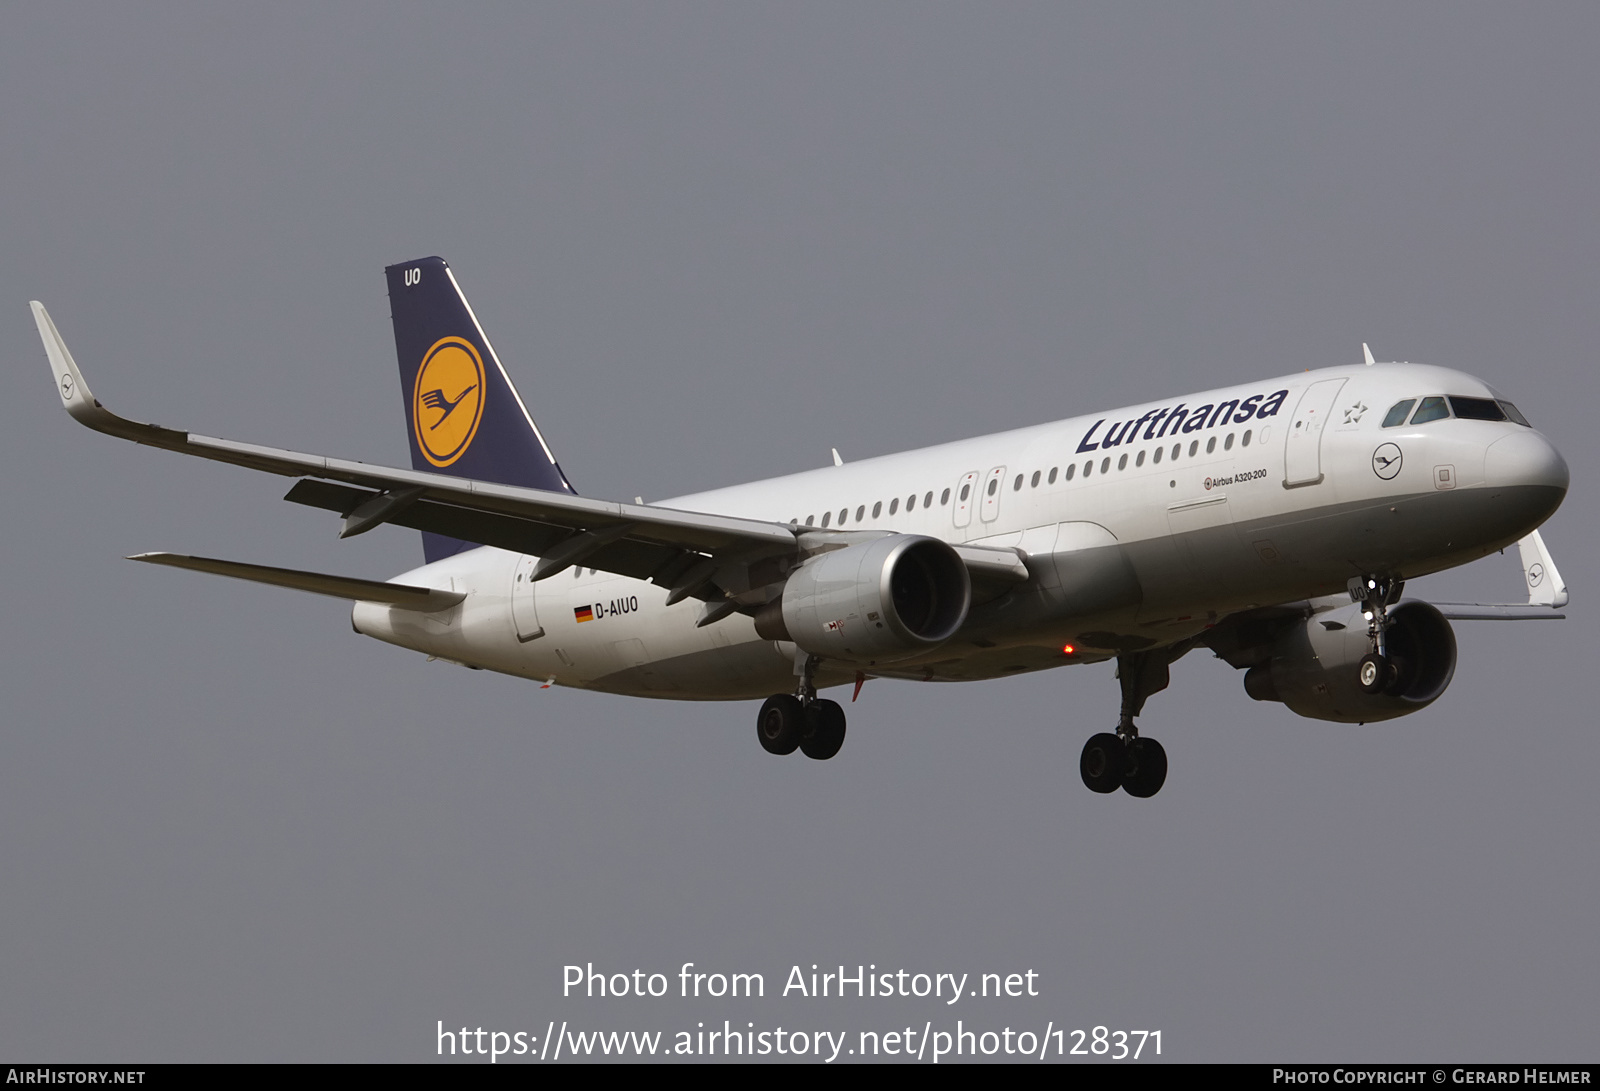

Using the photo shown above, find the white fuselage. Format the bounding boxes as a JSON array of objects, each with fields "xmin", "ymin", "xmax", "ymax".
[{"xmin": 351, "ymin": 362, "xmax": 1567, "ymax": 700}]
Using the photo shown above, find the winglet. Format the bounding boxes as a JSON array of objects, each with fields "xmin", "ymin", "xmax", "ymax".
[
  {"xmin": 1517, "ymin": 529, "xmax": 1568, "ymax": 608},
  {"xmin": 33, "ymin": 301, "xmax": 104, "ymax": 425},
  {"xmin": 31, "ymin": 301, "xmax": 187, "ymax": 446},
  {"xmin": 1362, "ymin": 343, "xmax": 1376, "ymax": 366}
]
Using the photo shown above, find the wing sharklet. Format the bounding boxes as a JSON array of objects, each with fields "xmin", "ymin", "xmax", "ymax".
[{"xmin": 1517, "ymin": 530, "xmax": 1568, "ymax": 608}]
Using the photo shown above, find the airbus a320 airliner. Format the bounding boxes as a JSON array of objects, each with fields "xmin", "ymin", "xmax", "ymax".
[{"xmin": 34, "ymin": 257, "xmax": 1570, "ymax": 797}]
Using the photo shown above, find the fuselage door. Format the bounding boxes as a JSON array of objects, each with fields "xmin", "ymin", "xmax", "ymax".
[
  {"xmin": 979, "ymin": 466, "xmax": 1007, "ymax": 523},
  {"xmin": 952, "ymin": 471, "xmax": 979, "ymax": 528},
  {"xmin": 511, "ymin": 555, "xmax": 545, "ymax": 642},
  {"xmin": 1284, "ymin": 378, "xmax": 1347, "ymax": 487}
]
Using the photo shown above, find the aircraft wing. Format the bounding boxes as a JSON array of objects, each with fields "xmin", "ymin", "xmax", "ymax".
[
  {"xmin": 1430, "ymin": 530, "xmax": 1568, "ymax": 620},
  {"xmin": 37, "ymin": 302, "xmax": 1027, "ymax": 603},
  {"xmin": 34, "ymin": 301, "xmax": 800, "ymax": 593}
]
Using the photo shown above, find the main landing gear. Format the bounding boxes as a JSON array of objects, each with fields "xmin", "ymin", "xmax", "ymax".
[
  {"xmin": 1080, "ymin": 650, "xmax": 1171, "ymax": 798},
  {"xmin": 1350, "ymin": 575, "xmax": 1405, "ymax": 695},
  {"xmin": 757, "ymin": 655, "xmax": 847, "ymax": 761}
]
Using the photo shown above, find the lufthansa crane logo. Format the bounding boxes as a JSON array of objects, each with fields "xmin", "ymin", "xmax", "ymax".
[
  {"xmin": 412, "ymin": 337, "xmax": 486, "ymax": 467},
  {"xmin": 1371, "ymin": 442, "xmax": 1403, "ymax": 480}
]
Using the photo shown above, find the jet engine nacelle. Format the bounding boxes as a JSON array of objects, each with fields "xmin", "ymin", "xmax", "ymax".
[
  {"xmin": 754, "ymin": 535, "xmax": 971, "ymax": 664},
  {"xmin": 1243, "ymin": 601, "xmax": 1457, "ymax": 723}
]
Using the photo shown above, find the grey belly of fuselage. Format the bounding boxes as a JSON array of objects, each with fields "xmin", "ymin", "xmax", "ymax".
[{"xmin": 586, "ymin": 480, "xmax": 1560, "ymax": 699}]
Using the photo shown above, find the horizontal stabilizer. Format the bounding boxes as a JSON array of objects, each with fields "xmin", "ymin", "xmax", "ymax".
[{"xmin": 128, "ymin": 553, "xmax": 465, "ymax": 611}]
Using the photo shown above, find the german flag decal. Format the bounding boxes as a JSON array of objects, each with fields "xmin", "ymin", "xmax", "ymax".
[{"xmin": 574, "ymin": 605, "xmax": 594, "ymax": 623}]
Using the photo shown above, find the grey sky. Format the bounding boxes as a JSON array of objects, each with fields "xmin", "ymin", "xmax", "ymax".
[{"xmin": 1, "ymin": 4, "xmax": 1594, "ymax": 1061}]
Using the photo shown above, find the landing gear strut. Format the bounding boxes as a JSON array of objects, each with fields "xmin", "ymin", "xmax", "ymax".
[
  {"xmin": 756, "ymin": 654, "xmax": 847, "ymax": 761},
  {"xmin": 1080, "ymin": 649, "xmax": 1173, "ymax": 798},
  {"xmin": 1350, "ymin": 576, "xmax": 1405, "ymax": 695}
]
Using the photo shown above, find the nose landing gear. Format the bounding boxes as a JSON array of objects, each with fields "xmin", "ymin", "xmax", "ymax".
[{"xmin": 1350, "ymin": 576, "xmax": 1405, "ymax": 695}]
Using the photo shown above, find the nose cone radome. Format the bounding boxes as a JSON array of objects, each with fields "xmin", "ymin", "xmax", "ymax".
[
  {"xmin": 1485, "ymin": 431, "xmax": 1569, "ymax": 492},
  {"xmin": 1483, "ymin": 431, "xmax": 1568, "ymax": 534}
]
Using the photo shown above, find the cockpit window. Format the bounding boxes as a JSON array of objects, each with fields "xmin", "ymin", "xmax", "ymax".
[
  {"xmin": 1410, "ymin": 396, "xmax": 1450, "ymax": 425},
  {"xmin": 1382, "ymin": 400, "xmax": 1416, "ymax": 427},
  {"xmin": 1498, "ymin": 400, "xmax": 1530, "ymax": 427},
  {"xmin": 1448, "ymin": 396, "xmax": 1507, "ymax": 422}
]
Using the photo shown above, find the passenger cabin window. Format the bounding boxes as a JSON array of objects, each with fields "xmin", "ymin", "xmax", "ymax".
[
  {"xmin": 1188, "ymin": 440, "xmax": 1198, "ymax": 457},
  {"xmin": 1153, "ymin": 447, "xmax": 1163, "ymax": 464},
  {"xmin": 1100, "ymin": 457, "xmax": 1110, "ymax": 474},
  {"xmin": 889, "ymin": 498, "xmax": 899, "ymax": 514},
  {"xmin": 1117, "ymin": 454, "xmax": 1128, "ymax": 470},
  {"xmin": 856, "ymin": 505, "xmax": 865, "ymax": 522},
  {"xmin": 1135, "ymin": 450, "xmax": 1146, "ymax": 467},
  {"xmin": 1047, "ymin": 468, "xmax": 1057, "ymax": 484},
  {"xmin": 1449, "ymin": 396, "xmax": 1507, "ymax": 422},
  {"xmin": 1065, "ymin": 464, "xmax": 1076, "ymax": 480},
  {"xmin": 821, "ymin": 511, "xmax": 831, "ymax": 527},
  {"xmin": 1224, "ymin": 433, "xmax": 1234, "ymax": 451},
  {"xmin": 906, "ymin": 494, "xmax": 916, "ymax": 511},
  {"xmin": 805, "ymin": 515, "xmax": 815, "ymax": 526},
  {"xmin": 1205, "ymin": 436, "xmax": 1217, "ymax": 454},
  {"xmin": 940, "ymin": 488, "xmax": 951, "ymax": 505},
  {"xmin": 1013, "ymin": 474, "xmax": 1023, "ymax": 491},
  {"xmin": 1031, "ymin": 470, "xmax": 1041, "ymax": 487},
  {"xmin": 1382, "ymin": 399, "xmax": 1416, "ymax": 427},
  {"xmin": 924, "ymin": 491, "xmax": 933, "ymax": 507},
  {"xmin": 1242, "ymin": 429, "xmax": 1252, "ymax": 447},
  {"xmin": 872, "ymin": 501, "xmax": 882, "ymax": 518},
  {"xmin": 1411, "ymin": 396, "xmax": 1450, "ymax": 424}
]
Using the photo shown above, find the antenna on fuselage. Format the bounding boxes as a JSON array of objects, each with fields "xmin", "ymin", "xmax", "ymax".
[{"xmin": 1362, "ymin": 343, "xmax": 1377, "ymax": 366}]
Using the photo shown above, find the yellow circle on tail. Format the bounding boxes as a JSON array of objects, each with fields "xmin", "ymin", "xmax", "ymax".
[{"xmin": 412, "ymin": 337, "xmax": 486, "ymax": 467}]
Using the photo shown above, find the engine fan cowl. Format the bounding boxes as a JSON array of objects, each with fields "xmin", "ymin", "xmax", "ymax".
[
  {"xmin": 756, "ymin": 535, "xmax": 971, "ymax": 664},
  {"xmin": 1243, "ymin": 600, "xmax": 1458, "ymax": 723}
]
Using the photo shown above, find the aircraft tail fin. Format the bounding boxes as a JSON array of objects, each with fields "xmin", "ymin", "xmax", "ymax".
[{"xmin": 385, "ymin": 257, "xmax": 576, "ymax": 562}]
